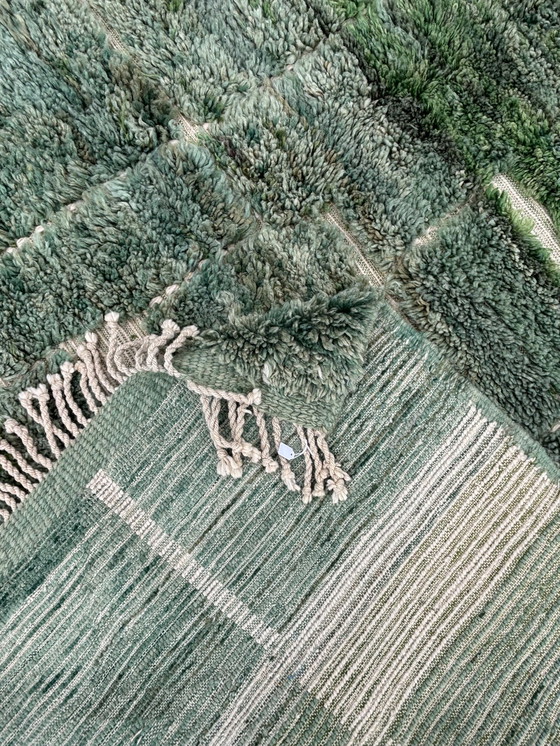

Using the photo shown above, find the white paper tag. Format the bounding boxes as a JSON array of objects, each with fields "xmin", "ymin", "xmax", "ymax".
[{"xmin": 278, "ymin": 442, "xmax": 296, "ymax": 460}]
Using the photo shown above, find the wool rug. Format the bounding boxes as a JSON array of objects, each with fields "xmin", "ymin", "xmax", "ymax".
[{"xmin": 1, "ymin": 0, "xmax": 560, "ymax": 743}]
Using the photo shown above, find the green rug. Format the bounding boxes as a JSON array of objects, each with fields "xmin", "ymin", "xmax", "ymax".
[{"xmin": 1, "ymin": 0, "xmax": 560, "ymax": 743}]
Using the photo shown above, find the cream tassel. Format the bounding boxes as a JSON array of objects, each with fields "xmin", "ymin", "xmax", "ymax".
[
  {"xmin": 0, "ymin": 455, "xmax": 35, "ymax": 492},
  {"xmin": 47, "ymin": 373, "xmax": 81, "ymax": 438},
  {"xmin": 316, "ymin": 432, "xmax": 350, "ymax": 503},
  {"xmin": 85, "ymin": 332, "xmax": 117, "ymax": 394},
  {"xmin": 133, "ymin": 334, "xmax": 153, "ymax": 370},
  {"xmin": 0, "ymin": 439, "xmax": 44, "ymax": 482},
  {"xmin": 60, "ymin": 362, "xmax": 90, "ymax": 427},
  {"xmin": 18, "ymin": 386, "xmax": 68, "ymax": 458},
  {"xmin": 307, "ymin": 429, "xmax": 328, "ymax": 498},
  {"xmin": 75, "ymin": 361, "xmax": 100, "ymax": 415},
  {"xmin": 163, "ymin": 325, "xmax": 198, "ymax": 376},
  {"xmin": 0, "ymin": 482, "xmax": 28, "ymax": 500},
  {"xmin": 112, "ymin": 337, "xmax": 141, "ymax": 377},
  {"xmin": 0, "ymin": 491, "xmax": 18, "ymax": 511},
  {"xmin": 0, "ymin": 315, "xmax": 351, "ymax": 526},
  {"xmin": 199, "ymin": 395, "xmax": 240, "ymax": 478},
  {"xmin": 253, "ymin": 406, "xmax": 278, "ymax": 473},
  {"xmin": 272, "ymin": 417, "xmax": 300, "ymax": 493},
  {"xmin": 145, "ymin": 320, "xmax": 180, "ymax": 371},
  {"xmin": 75, "ymin": 345, "xmax": 108, "ymax": 406},
  {"xmin": 4, "ymin": 419, "xmax": 54, "ymax": 470},
  {"xmin": 296, "ymin": 425, "xmax": 314, "ymax": 505},
  {"xmin": 104, "ymin": 312, "xmax": 126, "ymax": 384},
  {"xmin": 228, "ymin": 400, "xmax": 260, "ymax": 467}
]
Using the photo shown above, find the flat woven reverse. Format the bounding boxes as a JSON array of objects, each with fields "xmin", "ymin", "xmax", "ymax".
[{"xmin": 1, "ymin": 0, "xmax": 560, "ymax": 744}]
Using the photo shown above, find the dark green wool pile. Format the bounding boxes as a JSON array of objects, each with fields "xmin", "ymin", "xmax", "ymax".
[{"xmin": 0, "ymin": 0, "xmax": 559, "ymax": 456}]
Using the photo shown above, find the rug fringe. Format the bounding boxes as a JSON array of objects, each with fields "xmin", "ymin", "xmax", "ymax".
[{"xmin": 0, "ymin": 314, "xmax": 349, "ymax": 523}]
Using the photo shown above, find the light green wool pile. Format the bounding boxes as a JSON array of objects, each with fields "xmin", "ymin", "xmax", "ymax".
[{"xmin": 1, "ymin": 0, "xmax": 560, "ymax": 743}]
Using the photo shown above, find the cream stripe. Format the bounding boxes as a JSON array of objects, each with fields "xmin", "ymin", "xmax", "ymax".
[
  {"xmin": 208, "ymin": 407, "xmax": 559, "ymax": 745},
  {"xmin": 335, "ymin": 457, "xmax": 540, "ymax": 720},
  {"xmin": 207, "ymin": 405, "xmax": 497, "ymax": 744},
  {"xmin": 492, "ymin": 173, "xmax": 560, "ymax": 265},
  {"xmin": 516, "ymin": 648, "xmax": 560, "ymax": 745},
  {"xmin": 87, "ymin": 471, "xmax": 278, "ymax": 648},
  {"xmin": 297, "ymin": 409, "xmax": 495, "ymax": 650},
  {"xmin": 301, "ymin": 447, "xmax": 529, "ymax": 713},
  {"xmin": 354, "ymin": 475, "xmax": 557, "ymax": 743}
]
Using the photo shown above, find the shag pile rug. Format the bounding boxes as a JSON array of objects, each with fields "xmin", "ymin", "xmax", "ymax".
[{"xmin": 1, "ymin": 1, "xmax": 560, "ymax": 743}]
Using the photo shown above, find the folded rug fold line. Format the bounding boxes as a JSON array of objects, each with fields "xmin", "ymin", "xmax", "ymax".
[{"xmin": 0, "ymin": 312, "xmax": 350, "ymax": 523}]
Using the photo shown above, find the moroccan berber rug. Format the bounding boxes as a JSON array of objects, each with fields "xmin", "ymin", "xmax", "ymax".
[{"xmin": 1, "ymin": 1, "xmax": 560, "ymax": 743}]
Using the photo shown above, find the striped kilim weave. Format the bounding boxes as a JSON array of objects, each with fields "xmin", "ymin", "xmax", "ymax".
[{"xmin": 1, "ymin": 1, "xmax": 560, "ymax": 744}]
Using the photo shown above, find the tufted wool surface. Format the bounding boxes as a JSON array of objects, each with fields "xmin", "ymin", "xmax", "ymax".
[{"xmin": 1, "ymin": 1, "xmax": 560, "ymax": 744}]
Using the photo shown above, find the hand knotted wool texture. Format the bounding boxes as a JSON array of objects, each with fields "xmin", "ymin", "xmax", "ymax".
[{"xmin": 0, "ymin": 0, "xmax": 560, "ymax": 744}]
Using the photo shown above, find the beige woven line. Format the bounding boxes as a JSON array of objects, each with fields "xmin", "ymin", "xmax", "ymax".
[
  {"xmin": 493, "ymin": 173, "xmax": 560, "ymax": 265},
  {"xmin": 87, "ymin": 470, "xmax": 279, "ymax": 648},
  {"xmin": 209, "ymin": 412, "xmax": 559, "ymax": 745},
  {"xmin": 372, "ymin": 470, "xmax": 556, "ymax": 740},
  {"xmin": 297, "ymin": 410, "xmax": 497, "ymax": 637},
  {"xmin": 206, "ymin": 407, "xmax": 492, "ymax": 743},
  {"xmin": 324, "ymin": 453, "xmax": 536, "ymax": 708},
  {"xmin": 337, "ymin": 468, "xmax": 556, "ymax": 744},
  {"xmin": 430, "ymin": 616, "xmax": 560, "ymax": 744},
  {"xmin": 115, "ymin": 383, "xmax": 337, "ymax": 607},
  {"xmin": 324, "ymin": 209, "xmax": 384, "ymax": 287},
  {"xmin": 530, "ymin": 643, "xmax": 560, "ymax": 742},
  {"xmin": 206, "ymin": 404, "xmax": 497, "ymax": 744}
]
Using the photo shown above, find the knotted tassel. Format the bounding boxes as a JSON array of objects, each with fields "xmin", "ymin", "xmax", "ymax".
[
  {"xmin": 60, "ymin": 362, "xmax": 90, "ymax": 428},
  {"xmin": 199, "ymin": 395, "xmax": 241, "ymax": 478},
  {"xmin": 316, "ymin": 432, "xmax": 350, "ymax": 503},
  {"xmin": 272, "ymin": 417, "xmax": 300, "ymax": 493},
  {"xmin": 253, "ymin": 406, "xmax": 278, "ymax": 474},
  {"xmin": 0, "ymin": 314, "xmax": 352, "ymax": 526},
  {"xmin": 4, "ymin": 419, "xmax": 54, "ymax": 471}
]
